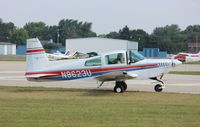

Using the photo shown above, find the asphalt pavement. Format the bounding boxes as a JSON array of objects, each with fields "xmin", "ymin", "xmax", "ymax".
[{"xmin": 0, "ymin": 61, "xmax": 200, "ymax": 94}]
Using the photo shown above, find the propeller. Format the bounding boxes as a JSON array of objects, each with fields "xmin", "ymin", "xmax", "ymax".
[{"xmin": 171, "ymin": 59, "xmax": 182, "ymax": 67}]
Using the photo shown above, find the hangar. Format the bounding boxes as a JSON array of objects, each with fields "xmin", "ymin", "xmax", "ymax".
[
  {"xmin": 0, "ymin": 42, "xmax": 16, "ymax": 55},
  {"xmin": 65, "ymin": 37, "xmax": 138, "ymax": 53}
]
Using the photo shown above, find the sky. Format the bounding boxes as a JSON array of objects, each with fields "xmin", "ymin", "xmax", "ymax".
[{"xmin": 0, "ymin": 0, "xmax": 199, "ymax": 34}]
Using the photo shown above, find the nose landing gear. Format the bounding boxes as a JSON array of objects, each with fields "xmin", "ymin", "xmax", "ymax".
[
  {"xmin": 154, "ymin": 84, "xmax": 164, "ymax": 92},
  {"xmin": 150, "ymin": 77, "xmax": 165, "ymax": 92}
]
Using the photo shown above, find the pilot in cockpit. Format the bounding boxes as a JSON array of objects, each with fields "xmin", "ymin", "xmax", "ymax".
[{"xmin": 116, "ymin": 53, "xmax": 124, "ymax": 64}]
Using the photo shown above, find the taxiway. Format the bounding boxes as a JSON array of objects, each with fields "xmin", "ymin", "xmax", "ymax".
[{"xmin": 0, "ymin": 61, "xmax": 200, "ymax": 94}]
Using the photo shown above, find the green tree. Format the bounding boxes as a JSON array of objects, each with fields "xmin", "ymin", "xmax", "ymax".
[
  {"xmin": 119, "ymin": 25, "xmax": 131, "ymax": 40},
  {"xmin": 106, "ymin": 32, "xmax": 119, "ymax": 39},
  {"xmin": 58, "ymin": 19, "xmax": 96, "ymax": 44},
  {"xmin": 130, "ymin": 29, "xmax": 149, "ymax": 50},
  {"xmin": 0, "ymin": 20, "xmax": 15, "ymax": 42},
  {"xmin": 24, "ymin": 22, "xmax": 49, "ymax": 40},
  {"xmin": 149, "ymin": 24, "xmax": 187, "ymax": 53},
  {"xmin": 10, "ymin": 28, "xmax": 28, "ymax": 45},
  {"xmin": 43, "ymin": 43, "xmax": 58, "ymax": 53},
  {"xmin": 106, "ymin": 27, "xmax": 149, "ymax": 51},
  {"xmin": 184, "ymin": 25, "xmax": 200, "ymax": 42},
  {"xmin": 47, "ymin": 25, "xmax": 58, "ymax": 43}
]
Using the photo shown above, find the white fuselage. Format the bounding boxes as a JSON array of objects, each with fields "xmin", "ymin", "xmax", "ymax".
[
  {"xmin": 25, "ymin": 38, "xmax": 182, "ymax": 82},
  {"xmin": 26, "ymin": 53, "xmax": 180, "ymax": 81}
]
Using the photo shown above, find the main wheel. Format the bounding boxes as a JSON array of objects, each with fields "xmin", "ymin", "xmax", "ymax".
[
  {"xmin": 154, "ymin": 84, "xmax": 163, "ymax": 92},
  {"xmin": 121, "ymin": 82, "xmax": 127, "ymax": 91},
  {"xmin": 116, "ymin": 81, "xmax": 127, "ymax": 91},
  {"xmin": 114, "ymin": 85, "xmax": 125, "ymax": 93}
]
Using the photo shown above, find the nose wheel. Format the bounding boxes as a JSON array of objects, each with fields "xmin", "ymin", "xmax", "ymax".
[
  {"xmin": 114, "ymin": 81, "xmax": 127, "ymax": 93},
  {"xmin": 150, "ymin": 77, "xmax": 165, "ymax": 92},
  {"xmin": 154, "ymin": 84, "xmax": 163, "ymax": 92}
]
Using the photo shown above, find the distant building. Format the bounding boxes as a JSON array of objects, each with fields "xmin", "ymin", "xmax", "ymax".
[
  {"xmin": 65, "ymin": 37, "xmax": 138, "ymax": 53},
  {"xmin": 16, "ymin": 45, "xmax": 26, "ymax": 55},
  {"xmin": 139, "ymin": 48, "xmax": 167, "ymax": 58},
  {"xmin": 188, "ymin": 42, "xmax": 200, "ymax": 53},
  {"xmin": 0, "ymin": 42, "xmax": 16, "ymax": 55}
]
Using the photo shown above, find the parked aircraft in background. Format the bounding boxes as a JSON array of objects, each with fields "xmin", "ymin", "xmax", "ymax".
[
  {"xmin": 46, "ymin": 50, "xmax": 89, "ymax": 61},
  {"xmin": 25, "ymin": 38, "xmax": 182, "ymax": 93},
  {"xmin": 174, "ymin": 52, "xmax": 200, "ymax": 62},
  {"xmin": 46, "ymin": 51, "xmax": 75, "ymax": 60}
]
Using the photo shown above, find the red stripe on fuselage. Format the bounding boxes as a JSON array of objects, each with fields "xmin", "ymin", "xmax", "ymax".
[
  {"xmin": 25, "ymin": 71, "xmax": 60, "ymax": 75},
  {"xmin": 25, "ymin": 64, "xmax": 158, "ymax": 76},
  {"xmin": 90, "ymin": 64, "xmax": 157, "ymax": 73},
  {"xmin": 26, "ymin": 49, "xmax": 44, "ymax": 53}
]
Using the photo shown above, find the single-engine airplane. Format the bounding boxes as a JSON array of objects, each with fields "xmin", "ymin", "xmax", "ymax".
[
  {"xmin": 25, "ymin": 38, "xmax": 182, "ymax": 93},
  {"xmin": 174, "ymin": 52, "xmax": 200, "ymax": 62}
]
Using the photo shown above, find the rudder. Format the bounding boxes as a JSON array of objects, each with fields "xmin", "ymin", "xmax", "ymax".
[{"xmin": 26, "ymin": 38, "xmax": 49, "ymax": 72}]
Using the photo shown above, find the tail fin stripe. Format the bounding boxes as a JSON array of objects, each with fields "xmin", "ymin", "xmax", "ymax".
[
  {"xmin": 26, "ymin": 52, "xmax": 45, "ymax": 55},
  {"xmin": 26, "ymin": 49, "xmax": 45, "ymax": 53},
  {"xmin": 27, "ymin": 47, "xmax": 43, "ymax": 50}
]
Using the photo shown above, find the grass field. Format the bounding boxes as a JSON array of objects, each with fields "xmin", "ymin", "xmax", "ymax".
[
  {"xmin": 0, "ymin": 57, "xmax": 25, "ymax": 61},
  {"xmin": 169, "ymin": 71, "xmax": 200, "ymax": 75},
  {"xmin": 185, "ymin": 61, "xmax": 200, "ymax": 65},
  {"xmin": 0, "ymin": 86, "xmax": 200, "ymax": 127}
]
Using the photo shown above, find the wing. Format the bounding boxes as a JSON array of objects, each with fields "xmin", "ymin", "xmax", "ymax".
[{"xmin": 95, "ymin": 71, "xmax": 138, "ymax": 82}]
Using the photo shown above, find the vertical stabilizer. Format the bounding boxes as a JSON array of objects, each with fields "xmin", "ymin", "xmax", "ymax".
[{"xmin": 26, "ymin": 38, "xmax": 49, "ymax": 72}]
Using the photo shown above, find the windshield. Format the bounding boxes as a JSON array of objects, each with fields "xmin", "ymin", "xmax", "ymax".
[{"xmin": 130, "ymin": 51, "xmax": 144, "ymax": 63}]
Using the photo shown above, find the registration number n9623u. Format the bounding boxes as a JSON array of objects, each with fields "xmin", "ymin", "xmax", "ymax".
[{"xmin": 61, "ymin": 70, "xmax": 92, "ymax": 79}]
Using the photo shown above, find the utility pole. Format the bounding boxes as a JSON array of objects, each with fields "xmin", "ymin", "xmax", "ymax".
[
  {"xmin": 196, "ymin": 35, "xmax": 198, "ymax": 53},
  {"xmin": 57, "ymin": 29, "xmax": 60, "ymax": 46}
]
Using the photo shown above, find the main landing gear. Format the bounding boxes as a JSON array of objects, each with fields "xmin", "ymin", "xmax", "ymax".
[
  {"xmin": 150, "ymin": 77, "xmax": 165, "ymax": 92},
  {"xmin": 114, "ymin": 81, "xmax": 127, "ymax": 93}
]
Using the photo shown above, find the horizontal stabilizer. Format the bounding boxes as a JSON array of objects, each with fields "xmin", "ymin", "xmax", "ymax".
[{"xmin": 25, "ymin": 73, "xmax": 58, "ymax": 78}]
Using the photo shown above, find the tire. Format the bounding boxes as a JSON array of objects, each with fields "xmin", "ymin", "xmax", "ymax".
[
  {"xmin": 121, "ymin": 82, "xmax": 127, "ymax": 91},
  {"xmin": 154, "ymin": 84, "xmax": 163, "ymax": 92},
  {"xmin": 116, "ymin": 81, "xmax": 127, "ymax": 91},
  {"xmin": 114, "ymin": 85, "xmax": 125, "ymax": 93}
]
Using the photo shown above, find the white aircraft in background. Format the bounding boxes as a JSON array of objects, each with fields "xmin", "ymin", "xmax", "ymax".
[
  {"xmin": 46, "ymin": 51, "xmax": 74, "ymax": 60},
  {"xmin": 25, "ymin": 38, "xmax": 182, "ymax": 93},
  {"xmin": 46, "ymin": 50, "xmax": 94, "ymax": 61},
  {"xmin": 174, "ymin": 52, "xmax": 200, "ymax": 62}
]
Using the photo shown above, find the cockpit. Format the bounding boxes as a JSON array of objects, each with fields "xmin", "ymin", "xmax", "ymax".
[
  {"xmin": 84, "ymin": 50, "xmax": 144, "ymax": 67},
  {"xmin": 105, "ymin": 53, "xmax": 126, "ymax": 65}
]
